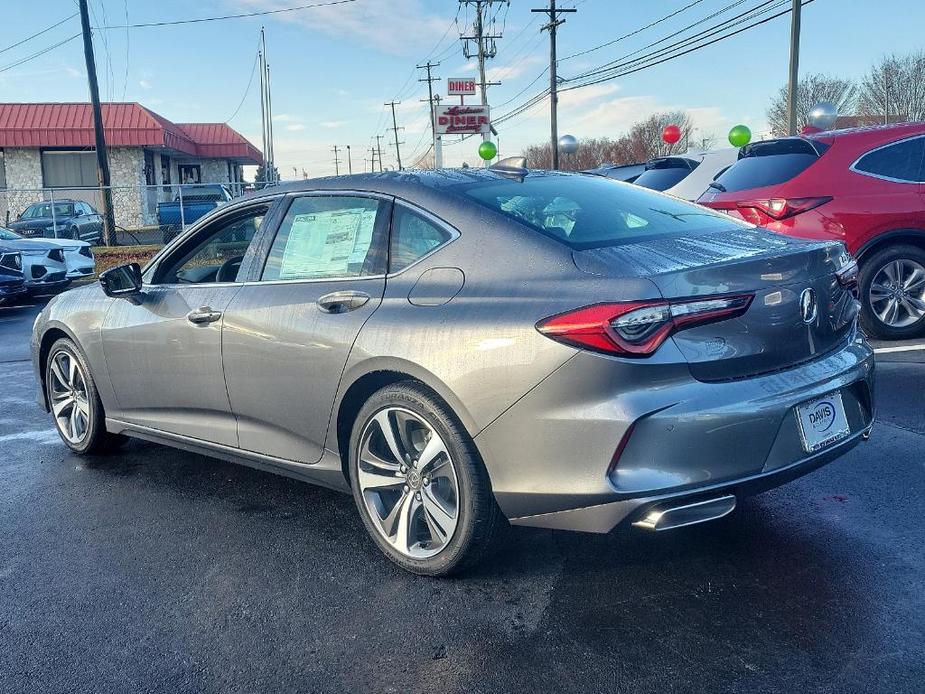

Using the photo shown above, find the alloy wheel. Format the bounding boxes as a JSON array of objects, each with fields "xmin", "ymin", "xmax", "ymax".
[
  {"xmin": 869, "ymin": 259, "xmax": 925, "ymax": 328},
  {"xmin": 48, "ymin": 350, "xmax": 91, "ymax": 444},
  {"xmin": 357, "ymin": 407, "xmax": 460, "ymax": 559}
]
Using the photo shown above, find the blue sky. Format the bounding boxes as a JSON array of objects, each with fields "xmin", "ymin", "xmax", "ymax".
[{"xmin": 1, "ymin": 0, "xmax": 922, "ymax": 178}]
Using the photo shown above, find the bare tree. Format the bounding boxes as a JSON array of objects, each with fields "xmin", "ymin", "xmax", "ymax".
[
  {"xmin": 858, "ymin": 51, "xmax": 925, "ymax": 123},
  {"xmin": 767, "ymin": 73, "xmax": 858, "ymax": 136},
  {"xmin": 522, "ymin": 111, "xmax": 695, "ymax": 170}
]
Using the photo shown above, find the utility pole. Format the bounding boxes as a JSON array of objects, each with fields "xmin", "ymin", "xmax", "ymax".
[
  {"xmin": 77, "ymin": 0, "xmax": 116, "ymax": 245},
  {"xmin": 375, "ymin": 135, "xmax": 385, "ymax": 172},
  {"xmin": 533, "ymin": 0, "xmax": 576, "ymax": 171},
  {"xmin": 331, "ymin": 145, "xmax": 341, "ymax": 176},
  {"xmin": 259, "ymin": 28, "xmax": 277, "ymax": 183},
  {"xmin": 258, "ymin": 47, "xmax": 268, "ymax": 183},
  {"xmin": 460, "ymin": 1, "xmax": 504, "ymax": 107},
  {"xmin": 267, "ymin": 64, "xmax": 276, "ymax": 182},
  {"xmin": 385, "ymin": 101, "xmax": 404, "ymax": 171},
  {"xmin": 786, "ymin": 0, "xmax": 802, "ymax": 135},
  {"xmin": 346, "ymin": 145, "xmax": 353, "ymax": 174},
  {"xmin": 418, "ymin": 61, "xmax": 441, "ymax": 169}
]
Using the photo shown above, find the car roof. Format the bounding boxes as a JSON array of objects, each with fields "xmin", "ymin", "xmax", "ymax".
[{"xmin": 244, "ymin": 168, "xmax": 579, "ymax": 204}]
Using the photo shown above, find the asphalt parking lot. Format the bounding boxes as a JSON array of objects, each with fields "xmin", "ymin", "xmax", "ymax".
[{"xmin": 1, "ymin": 295, "xmax": 923, "ymax": 694}]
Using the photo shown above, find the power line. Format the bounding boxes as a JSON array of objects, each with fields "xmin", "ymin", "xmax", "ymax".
[
  {"xmin": 98, "ymin": 0, "xmax": 357, "ymax": 29},
  {"xmin": 558, "ymin": 0, "xmax": 707, "ymax": 62},
  {"xmin": 568, "ymin": 0, "xmax": 777, "ymax": 82},
  {"xmin": 0, "ymin": 13, "xmax": 78, "ymax": 56},
  {"xmin": 562, "ymin": 0, "xmax": 813, "ymax": 92},
  {"xmin": 226, "ymin": 50, "xmax": 260, "ymax": 123},
  {"xmin": 0, "ymin": 33, "xmax": 81, "ymax": 73}
]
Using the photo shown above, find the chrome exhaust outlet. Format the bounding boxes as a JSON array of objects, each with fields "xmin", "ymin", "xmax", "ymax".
[{"xmin": 633, "ymin": 495, "xmax": 736, "ymax": 532}]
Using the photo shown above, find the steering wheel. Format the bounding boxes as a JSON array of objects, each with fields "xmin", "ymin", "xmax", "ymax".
[{"xmin": 216, "ymin": 256, "xmax": 243, "ymax": 283}]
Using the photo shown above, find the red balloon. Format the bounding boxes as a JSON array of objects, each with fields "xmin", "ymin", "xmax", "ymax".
[{"xmin": 662, "ymin": 124, "xmax": 681, "ymax": 144}]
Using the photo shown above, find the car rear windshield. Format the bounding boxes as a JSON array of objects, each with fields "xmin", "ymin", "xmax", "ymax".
[
  {"xmin": 460, "ymin": 174, "xmax": 749, "ymax": 250},
  {"xmin": 712, "ymin": 138, "xmax": 828, "ymax": 193},
  {"xmin": 633, "ymin": 158, "xmax": 698, "ymax": 191}
]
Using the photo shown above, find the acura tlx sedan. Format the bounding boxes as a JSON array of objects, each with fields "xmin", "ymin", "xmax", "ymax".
[{"xmin": 31, "ymin": 165, "xmax": 875, "ymax": 576}]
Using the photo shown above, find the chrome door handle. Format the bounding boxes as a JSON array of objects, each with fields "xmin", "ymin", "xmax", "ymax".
[
  {"xmin": 186, "ymin": 306, "xmax": 223, "ymax": 324},
  {"xmin": 317, "ymin": 291, "xmax": 371, "ymax": 314}
]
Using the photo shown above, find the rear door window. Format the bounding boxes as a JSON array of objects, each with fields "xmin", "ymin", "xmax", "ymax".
[
  {"xmin": 262, "ymin": 196, "xmax": 386, "ymax": 281},
  {"xmin": 713, "ymin": 139, "xmax": 826, "ymax": 192},
  {"xmin": 853, "ymin": 137, "xmax": 925, "ymax": 182}
]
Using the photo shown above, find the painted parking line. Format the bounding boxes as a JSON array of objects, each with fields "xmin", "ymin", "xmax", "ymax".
[{"xmin": 873, "ymin": 343, "xmax": 925, "ymax": 354}]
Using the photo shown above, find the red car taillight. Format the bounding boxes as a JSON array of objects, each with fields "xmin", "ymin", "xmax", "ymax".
[
  {"xmin": 536, "ymin": 294, "xmax": 754, "ymax": 357},
  {"xmin": 737, "ymin": 196, "xmax": 832, "ymax": 221}
]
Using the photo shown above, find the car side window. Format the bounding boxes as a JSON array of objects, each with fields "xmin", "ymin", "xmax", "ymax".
[
  {"xmin": 261, "ymin": 196, "xmax": 384, "ymax": 281},
  {"xmin": 154, "ymin": 206, "xmax": 268, "ymax": 285},
  {"xmin": 389, "ymin": 206, "xmax": 452, "ymax": 273},
  {"xmin": 854, "ymin": 137, "xmax": 925, "ymax": 182}
]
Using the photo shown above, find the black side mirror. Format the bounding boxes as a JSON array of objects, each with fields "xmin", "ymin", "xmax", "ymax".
[{"xmin": 100, "ymin": 263, "xmax": 143, "ymax": 297}]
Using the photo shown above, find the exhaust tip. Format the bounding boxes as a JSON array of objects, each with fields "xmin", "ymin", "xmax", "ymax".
[{"xmin": 633, "ymin": 495, "xmax": 736, "ymax": 532}]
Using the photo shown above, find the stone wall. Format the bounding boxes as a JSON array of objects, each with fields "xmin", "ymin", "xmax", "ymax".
[
  {"xmin": 109, "ymin": 148, "xmax": 147, "ymax": 227},
  {"xmin": 0, "ymin": 149, "xmax": 44, "ymax": 225}
]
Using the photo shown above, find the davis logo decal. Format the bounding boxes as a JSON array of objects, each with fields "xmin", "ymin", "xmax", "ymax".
[{"xmin": 807, "ymin": 400, "xmax": 836, "ymax": 433}]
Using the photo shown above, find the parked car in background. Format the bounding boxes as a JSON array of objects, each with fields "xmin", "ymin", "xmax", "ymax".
[
  {"xmin": 7, "ymin": 200, "xmax": 103, "ymax": 244},
  {"xmin": 581, "ymin": 162, "xmax": 646, "ymax": 183},
  {"xmin": 698, "ymin": 123, "xmax": 925, "ymax": 339},
  {"xmin": 0, "ymin": 232, "xmax": 69, "ymax": 294},
  {"xmin": 32, "ymin": 168, "xmax": 873, "ymax": 576},
  {"xmin": 633, "ymin": 155, "xmax": 700, "ymax": 191},
  {"xmin": 0, "ymin": 227, "xmax": 94, "ymax": 280},
  {"xmin": 663, "ymin": 148, "xmax": 740, "ymax": 201},
  {"xmin": 0, "ymin": 248, "xmax": 27, "ymax": 305},
  {"xmin": 157, "ymin": 184, "xmax": 233, "ymax": 243}
]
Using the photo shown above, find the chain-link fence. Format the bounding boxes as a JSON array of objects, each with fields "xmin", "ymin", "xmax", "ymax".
[{"xmin": 0, "ymin": 181, "xmax": 250, "ymax": 248}]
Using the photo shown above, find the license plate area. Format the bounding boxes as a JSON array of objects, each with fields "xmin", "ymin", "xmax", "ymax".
[{"xmin": 795, "ymin": 391, "xmax": 851, "ymax": 453}]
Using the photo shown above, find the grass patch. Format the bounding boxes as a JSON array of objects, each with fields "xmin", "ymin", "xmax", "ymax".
[{"xmin": 90, "ymin": 244, "xmax": 162, "ymax": 275}]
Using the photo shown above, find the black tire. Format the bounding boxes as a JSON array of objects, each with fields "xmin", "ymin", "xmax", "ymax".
[
  {"xmin": 859, "ymin": 244, "xmax": 925, "ymax": 340},
  {"xmin": 348, "ymin": 382, "xmax": 506, "ymax": 576},
  {"xmin": 45, "ymin": 337, "xmax": 126, "ymax": 455}
]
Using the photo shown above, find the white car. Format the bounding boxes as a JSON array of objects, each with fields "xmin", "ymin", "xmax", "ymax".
[
  {"xmin": 0, "ymin": 227, "xmax": 94, "ymax": 281},
  {"xmin": 663, "ymin": 148, "xmax": 741, "ymax": 201}
]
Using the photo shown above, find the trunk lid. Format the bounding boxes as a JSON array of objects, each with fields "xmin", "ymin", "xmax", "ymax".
[{"xmin": 572, "ymin": 227, "xmax": 859, "ymax": 381}]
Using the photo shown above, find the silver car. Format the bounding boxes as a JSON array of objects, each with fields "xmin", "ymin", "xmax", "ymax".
[{"xmin": 31, "ymin": 167, "xmax": 875, "ymax": 576}]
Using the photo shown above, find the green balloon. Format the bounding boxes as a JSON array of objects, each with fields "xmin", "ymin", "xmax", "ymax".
[
  {"xmin": 728, "ymin": 124, "xmax": 752, "ymax": 148},
  {"xmin": 478, "ymin": 140, "xmax": 497, "ymax": 161}
]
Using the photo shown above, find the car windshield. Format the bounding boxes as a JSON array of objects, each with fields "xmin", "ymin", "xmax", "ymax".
[
  {"xmin": 0, "ymin": 228, "xmax": 22, "ymax": 240},
  {"xmin": 26, "ymin": 203, "xmax": 74, "ymax": 218},
  {"xmin": 461, "ymin": 173, "xmax": 750, "ymax": 250}
]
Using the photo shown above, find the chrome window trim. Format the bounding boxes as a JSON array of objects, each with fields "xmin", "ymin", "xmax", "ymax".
[{"xmin": 848, "ymin": 133, "xmax": 925, "ymax": 184}]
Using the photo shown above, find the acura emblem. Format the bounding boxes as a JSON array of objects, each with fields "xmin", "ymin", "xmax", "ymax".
[{"xmin": 799, "ymin": 288, "xmax": 817, "ymax": 324}]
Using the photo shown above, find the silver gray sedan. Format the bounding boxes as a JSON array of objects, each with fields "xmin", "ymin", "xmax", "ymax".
[{"xmin": 31, "ymin": 166, "xmax": 875, "ymax": 576}]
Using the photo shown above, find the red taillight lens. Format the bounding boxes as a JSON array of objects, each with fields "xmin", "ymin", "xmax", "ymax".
[
  {"xmin": 536, "ymin": 295, "xmax": 753, "ymax": 357},
  {"xmin": 738, "ymin": 196, "xmax": 832, "ymax": 221}
]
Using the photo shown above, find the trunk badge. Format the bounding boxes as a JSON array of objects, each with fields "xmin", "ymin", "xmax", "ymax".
[{"xmin": 799, "ymin": 288, "xmax": 818, "ymax": 324}]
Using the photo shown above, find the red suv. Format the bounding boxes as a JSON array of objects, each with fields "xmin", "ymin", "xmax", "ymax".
[{"xmin": 698, "ymin": 122, "xmax": 925, "ymax": 339}]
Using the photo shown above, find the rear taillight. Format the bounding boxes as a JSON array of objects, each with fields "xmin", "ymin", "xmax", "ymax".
[
  {"xmin": 836, "ymin": 257, "xmax": 859, "ymax": 294},
  {"xmin": 738, "ymin": 196, "xmax": 832, "ymax": 221},
  {"xmin": 536, "ymin": 294, "xmax": 754, "ymax": 357}
]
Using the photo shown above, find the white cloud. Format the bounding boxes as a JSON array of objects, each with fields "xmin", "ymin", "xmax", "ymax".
[
  {"xmin": 285, "ymin": 123, "xmax": 306, "ymax": 131},
  {"xmin": 234, "ymin": 0, "xmax": 450, "ymax": 55},
  {"xmin": 320, "ymin": 120, "xmax": 347, "ymax": 129},
  {"xmin": 138, "ymin": 79, "xmax": 152, "ymax": 89},
  {"xmin": 273, "ymin": 113, "xmax": 298, "ymax": 122}
]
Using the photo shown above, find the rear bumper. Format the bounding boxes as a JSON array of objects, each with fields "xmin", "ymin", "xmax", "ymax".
[
  {"xmin": 506, "ymin": 427, "xmax": 869, "ymax": 533},
  {"xmin": 475, "ymin": 332, "xmax": 875, "ymax": 532},
  {"xmin": 0, "ymin": 282, "xmax": 28, "ymax": 301}
]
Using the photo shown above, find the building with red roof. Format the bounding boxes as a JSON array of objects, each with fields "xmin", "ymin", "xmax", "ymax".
[{"xmin": 0, "ymin": 102, "xmax": 262, "ymax": 227}]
